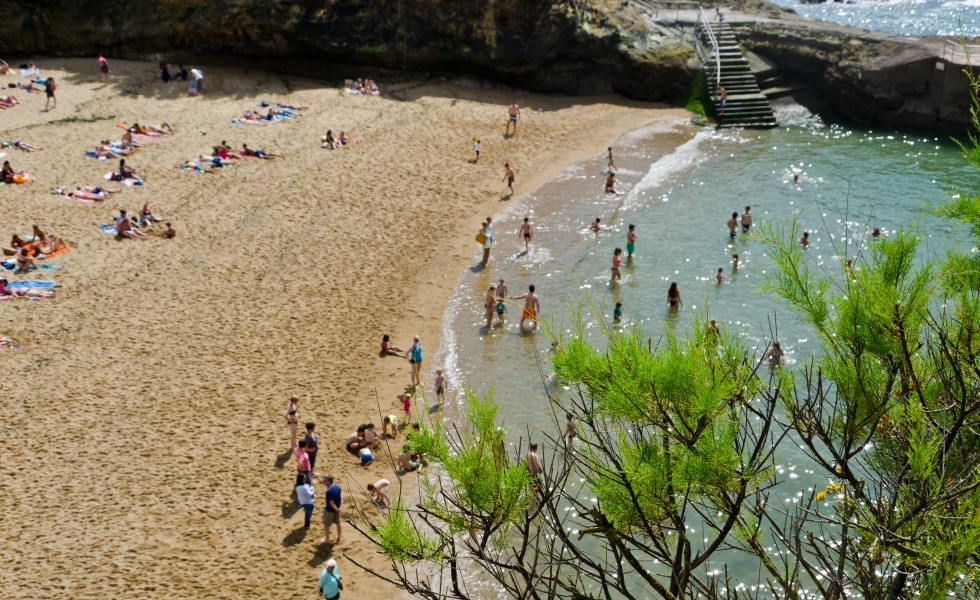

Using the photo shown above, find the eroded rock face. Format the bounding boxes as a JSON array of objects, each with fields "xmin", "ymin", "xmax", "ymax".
[
  {"xmin": 0, "ymin": 0, "xmax": 694, "ymax": 101},
  {"xmin": 0, "ymin": 0, "xmax": 971, "ymax": 131},
  {"xmin": 740, "ymin": 21, "xmax": 971, "ymax": 132}
]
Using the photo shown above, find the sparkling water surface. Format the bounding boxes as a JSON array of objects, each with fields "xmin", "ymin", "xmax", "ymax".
[{"xmin": 431, "ymin": 108, "xmax": 980, "ymax": 595}]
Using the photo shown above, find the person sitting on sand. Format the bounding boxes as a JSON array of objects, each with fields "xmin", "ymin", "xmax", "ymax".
[
  {"xmin": 380, "ymin": 334, "xmax": 405, "ymax": 357},
  {"xmin": 9, "ymin": 234, "xmax": 27, "ymax": 250},
  {"xmin": 14, "ymin": 248, "xmax": 35, "ymax": 273},
  {"xmin": 397, "ymin": 452, "xmax": 420, "ymax": 472},
  {"xmin": 139, "ymin": 203, "xmax": 162, "ymax": 227},
  {"xmin": 118, "ymin": 159, "xmax": 138, "ymax": 180},
  {"xmin": 2, "ymin": 140, "xmax": 41, "ymax": 152},
  {"xmin": 346, "ymin": 425, "xmax": 367, "ymax": 452},
  {"xmin": 162, "ymin": 222, "xmax": 176, "ymax": 239},
  {"xmin": 0, "ymin": 96, "xmax": 20, "ymax": 109},
  {"xmin": 362, "ymin": 423, "xmax": 378, "ymax": 449},
  {"xmin": 115, "ymin": 210, "xmax": 146, "ymax": 239},
  {"xmin": 322, "ymin": 130, "xmax": 336, "ymax": 149},
  {"xmin": 1, "ymin": 160, "xmax": 17, "ymax": 183},
  {"xmin": 119, "ymin": 130, "xmax": 136, "ymax": 150},
  {"xmin": 338, "ymin": 131, "xmax": 349, "ymax": 146},
  {"xmin": 241, "ymin": 143, "xmax": 277, "ymax": 159}
]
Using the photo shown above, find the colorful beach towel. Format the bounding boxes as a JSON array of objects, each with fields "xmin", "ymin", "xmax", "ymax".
[
  {"xmin": 7, "ymin": 280, "xmax": 56, "ymax": 289},
  {"xmin": 1, "ymin": 261, "xmax": 62, "ymax": 272}
]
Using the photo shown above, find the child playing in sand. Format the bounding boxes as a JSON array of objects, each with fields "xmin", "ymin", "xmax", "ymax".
[
  {"xmin": 367, "ymin": 479, "xmax": 391, "ymax": 507},
  {"xmin": 382, "ymin": 415, "xmax": 398, "ymax": 438},
  {"xmin": 380, "ymin": 334, "xmax": 404, "ymax": 357},
  {"xmin": 402, "ymin": 393, "xmax": 412, "ymax": 423}
]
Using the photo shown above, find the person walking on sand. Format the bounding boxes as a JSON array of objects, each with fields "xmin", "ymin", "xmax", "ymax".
[
  {"xmin": 520, "ymin": 217, "xmax": 533, "ymax": 252},
  {"xmin": 727, "ymin": 212, "xmax": 738, "ymax": 239},
  {"xmin": 484, "ymin": 285, "xmax": 497, "ymax": 329},
  {"xmin": 495, "ymin": 279, "xmax": 508, "ymax": 326},
  {"xmin": 43, "ymin": 77, "xmax": 56, "ymax": 111},
  {"xmin": 607, "ymin": 147, "xmax": 616, "ymax": 171},
  {"xmin": 367, "ymin": 479, "xmax": 392, "ymax": 507},
  {"xmin": 402, "ymin": 393, "xmax": 412, "ymax": 424},
  {"xmin": 295, "ymin": 439, "xmax": 312, "ymax": 484},
  {"xmin": 473, "ymin": 139, "xmax": 481, "ymax": 163},
  {"xmin": 741, "ymin": 206, "xmax": 753, "ymax": 233},
  {"xmin": 511, "ymin": 284, "xmax": 541, "ymax": 330},
  {"xmin": 626, "ymin": 224, "xmax": 637, "ymax": 259},
  {"xmin": 98, "ymin": 55, "xmax": 110, "ymax": 85},
  {"xmin": 284, "ymin": 395, "xmax": 299, "ymax": 450},
  {"xmin": 480, "ymin": 217, "xmax": 494, "ymax": 267},
  {"xmin": 295, "ymin": 473, "xmax": 315, "ymax": 529},
  {"xmin": 321, "ymin": 475, "xmax": 342, "ymax": 544},
  {"xmin": 503, "ymin": 163, "xmax": 515, "ymax": 196},
  {"xmin": 433, "ymin": 368, "xmax": 447, "ymax": 406},
  {"xmin": 318, "ymin": 558, "xmax": 342, "ymax": 600},
  {"xmin": 505, "ymin": 100, "xmax": 520, "ymax": 135},
  {"xmin": 407, "ymin": 336, "xmax": 422, "ymax": 388},
  {"xmin": 304, "ymin": 422, "xmax": 319, "ymax": 473}
]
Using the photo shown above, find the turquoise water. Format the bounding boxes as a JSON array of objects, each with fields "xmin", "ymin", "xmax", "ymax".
[
  {"xmin": 770, "ymin": 0, "xmax": 980, "ymax": 37},
  {"xmin": 432, "ymin": 107, "xmax": 980, "ymax": 594}
]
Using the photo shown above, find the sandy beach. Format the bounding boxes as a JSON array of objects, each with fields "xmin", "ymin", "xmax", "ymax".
[{"xmin": 0, "ymin": 57, "xmax": 688, "ymax": 598}]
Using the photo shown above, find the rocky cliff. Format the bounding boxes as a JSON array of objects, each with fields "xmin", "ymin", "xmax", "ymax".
[
  {"xmin": 0, "ymin": 0, "xmax": 974, "ymax": 132},
  {"xmin": 0, "ymin": 0, "xmax": 694, "ymax": 101}
]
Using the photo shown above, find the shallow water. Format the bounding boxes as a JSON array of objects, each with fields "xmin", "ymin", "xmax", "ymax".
[{"xmin": 432, "ymin": 107, "xmax": 980, "ymax": 595}]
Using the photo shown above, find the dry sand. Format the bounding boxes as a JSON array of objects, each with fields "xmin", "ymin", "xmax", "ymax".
[{"xmin": 0, "ymin": 57, "xmax": 690, "ymax": 598}]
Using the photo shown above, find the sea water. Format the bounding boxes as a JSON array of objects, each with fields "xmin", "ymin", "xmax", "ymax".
[
  {"xmin": 769, "ymin": 0, "xmax": 980, "ymax": 38},
  {"xmin": 431, "ymin": 106, "xmax": 980, "ymax": 595}
]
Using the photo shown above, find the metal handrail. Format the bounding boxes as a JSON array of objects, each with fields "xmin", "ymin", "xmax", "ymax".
[
  {"xmin": 695, "ymin": 5, "xmax": 721, "ymax": 89},
  {"xmin": 943, "ymin": 39, "xmax": 979, "ymax": 64}
]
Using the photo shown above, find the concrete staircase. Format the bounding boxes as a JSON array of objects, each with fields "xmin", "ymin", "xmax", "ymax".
[{"xmin": 703, "ymin": 23, "xmax": 777, "ymax": 128}]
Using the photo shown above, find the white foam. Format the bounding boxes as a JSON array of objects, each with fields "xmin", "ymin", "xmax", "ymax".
[{"xmin": 623, "ymin": 129, "xmax": 728, "ymax": 210}]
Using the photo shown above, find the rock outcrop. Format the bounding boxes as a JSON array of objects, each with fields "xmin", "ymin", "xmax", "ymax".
[
  {"xmin": 0, "ymin": 0, "xmax": 694, "ymax": 101},
  {"xmin": 0, "ymin": 0, "xmax": 973, "ymax": 132}
]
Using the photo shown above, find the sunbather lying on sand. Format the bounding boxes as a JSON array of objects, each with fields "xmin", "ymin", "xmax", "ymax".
[
  {"xmin": 176, "ymin": 160, "xmax": 215, "ymax": 173},
  {"xmin": 200, "ymin": 154, "xmax": 232, "ymax": 166},
  {"xmin": 0, "ymin": 96, "xmax": 20, "ymax": 108},
  {"xmin": 241, "ymin": 144, "xmax": 278, "ymax": 159},
  {"xmin": 52, "ymin": 185, "xmax": 117, "ymax": 200},
  {"xmin": 0, "ymin": 277, "xmax": 55, "ymax": 299},
  {"xmin": 212, "ymin": 145, "xmax": 240, "ymax": 160},
  {"xmin": 2, "ymin": 140, "xmax": 42, "ymax": 152},
  {"xmin": 129, "ymin": 122, "xmax": 174, "ymax": 135}
]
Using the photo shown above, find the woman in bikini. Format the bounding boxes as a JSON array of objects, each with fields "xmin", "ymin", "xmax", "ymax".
[
  {"xmin": 284, "ymin": 395, "xmax": 300, "ymax": 450},
  {"xmin": 667, "ymin": 282, "xmax": 682, "ymax": 312},
  {"xmin": 484, "ymin": 286, "xmax": 497, "ymax": 329},
  {"xmin": 611, "ymin": 247, "xmax": 622, "ymax": 282}
]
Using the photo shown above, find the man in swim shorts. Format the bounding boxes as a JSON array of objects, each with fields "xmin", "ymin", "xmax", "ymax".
[
  {"xmin": 505, "ymin": 101, "xmax": 520, "ymax": 135},
  {"xmin": 511, "ymin": 284, "xmax": 541, "ymax": 330},
  {"xmin": 727, "ymin": 212, "xmax": 738, "ymax": 239},
  {"xmin": 519, "ymin": 218, "xmax": 532, "ymax": 252},
  {"xmin": 626, "ymin": 224, "xmax": 636, "ymax": 258},
  {"xmin": 503, "ymin": 163, "xmax": 515, "ymax": 196},
  {"xmin": 741, "ymin": 206, "xmax": 753, "ymax": 233}
]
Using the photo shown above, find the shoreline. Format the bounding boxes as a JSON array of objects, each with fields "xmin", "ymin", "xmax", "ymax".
[{"xmin": 0, "ymin": 56, "xmax": 690, "ymax": 599}]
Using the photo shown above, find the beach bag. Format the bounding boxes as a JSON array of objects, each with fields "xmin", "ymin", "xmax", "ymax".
[
  {"xmin": 475, "ymin": 231, "xmax": 487, "ymax": 245},
  {"xmin": 188, "ymin": 86, "xmax": 198, "ymax": 97}
]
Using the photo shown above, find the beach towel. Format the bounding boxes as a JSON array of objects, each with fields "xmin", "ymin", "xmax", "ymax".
[
  {"xmin": 0, "ymin": 261, "xmax": 62, "ymax": 272},
  {"xmin": 2, "ymin": 173, "xmax": 34, "ymax": 185},
  {"xmin": 85, "ymin": 150, "xmax": 111, "ymax": 160},
  {"xmin": 7, "ymin": 280, "xmax": 55, "ymax": 289},
  {"xmin": 96, "ymin": 223, "xmax": 117, "ymax": 234}
]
